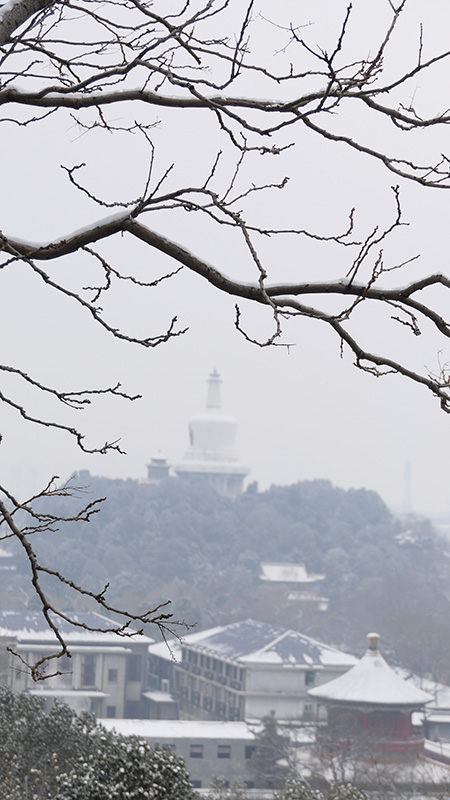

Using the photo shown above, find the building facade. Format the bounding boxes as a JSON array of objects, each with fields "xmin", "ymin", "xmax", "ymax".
[
  {"xmin": 0, "ymin": 611, "xmax": 154, "ymax": 718},
  {"xmin": 100, "ymin": 718, "xmax": 258, "ymax": 790},
  {"xmin": 166, "ymin": 619, "xmax": 356, "ymax": 722}
]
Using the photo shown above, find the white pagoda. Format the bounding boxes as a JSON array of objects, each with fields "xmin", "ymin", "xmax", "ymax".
[{"xmin": 173, "ymin": 369, "xmax": 249, "ymax": 498}]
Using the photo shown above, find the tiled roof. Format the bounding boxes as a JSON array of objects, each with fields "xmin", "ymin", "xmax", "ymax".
[
  {"xmin": 309, "ymin": 637, "xmax": 433, "ymax": 707},
  {"xmin": 185, "ymin": 619, "xmax": 356, "ymax": 668}
]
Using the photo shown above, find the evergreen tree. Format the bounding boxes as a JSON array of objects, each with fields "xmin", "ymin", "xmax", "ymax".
[{"xmin": 0, "ymin": 687, "xmax": 193, "ymax": 800}]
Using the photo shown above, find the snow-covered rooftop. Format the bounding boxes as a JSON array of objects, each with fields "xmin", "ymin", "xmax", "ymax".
[
  {"xmin": 183, "ymin": 619, "xmax": 356, "ymax": 668},
  {"xmin": 260, "ymin": 562, "xmax": 325, "ymax": 584},
  {"xmin": 142, "ymin": 691, "xmax": 177, "ymax": 703},
  {"xmin": 147, "ymin": 624, "xmax": 225, "ymax": 662},
  {"xmin": 398, "ymin": 671, "xmax": 450, "ymax": 710},
  {"xmin": 309, "ymin": 633, "xmax": 433, "ymax": 707},
  {"xmin": 0, "ymin": 611, "xmax": 154, "ymax": 645},
  {"xmin": 29, "ymin": 689, "xmax": 109, "ymax": 698},
  {"xmin": 99, "ymin": 719, "xmax": 257, "ymax": 740}
]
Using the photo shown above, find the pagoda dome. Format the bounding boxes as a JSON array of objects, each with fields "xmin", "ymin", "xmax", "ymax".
[
  {"xmin": 309, "ymin": 633, "xmax": 433, "ymax": 709},
  {"xmin": 188, "ymin": 411, "xmax": 238, "ymax": 454}
]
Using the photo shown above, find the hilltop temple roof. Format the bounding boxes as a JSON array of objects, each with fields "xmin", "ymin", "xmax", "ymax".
[{"xmin": 308, "ymin": 633, "xmax": 433, "ymax": 708}]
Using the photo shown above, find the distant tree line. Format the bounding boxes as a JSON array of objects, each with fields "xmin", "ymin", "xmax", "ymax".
[{"xmin": 8, "ymin": 475, "xmax": 450, "ymax": 681}]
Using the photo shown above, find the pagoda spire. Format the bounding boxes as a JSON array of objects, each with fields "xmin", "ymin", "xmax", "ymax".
[{"xmin": 206, "ymin": 368, "xmax": 222, "ymax": 409}]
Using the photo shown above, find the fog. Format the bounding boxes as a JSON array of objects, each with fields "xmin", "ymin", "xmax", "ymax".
[{"xmin": 2, "ymin": 0, "xmax": 450, "ymax": 518}]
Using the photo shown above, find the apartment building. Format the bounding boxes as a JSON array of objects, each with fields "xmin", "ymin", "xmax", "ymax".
[{"xmin": 148, "ymin": 619, "xmax": 356, "ymax": 722}]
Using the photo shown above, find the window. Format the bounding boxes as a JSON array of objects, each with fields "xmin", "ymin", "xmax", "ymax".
[
  {"xmin": 81, "ymin": 655, "xmax": 95, "ymax": 687},
  {"xmin": 191, "ymin": 781, "xmax": 202, "ymax": 789},
  {"xmin": 203, "ymin": 696, "xmax": 213, "ymax": 711},
  {"xmin": 304, "ymin": 702, "xmax": 313, "ymax": 716},
  {"xmin": 126, "ymin": 654, "xmax": 142, "ymax": 682},
  {"xmin": 305, "ymin": 671, "xmax": 315, "ymax": 686},
  {"xmin": 217, "ymin": 745, "xmax": 231, "ymax": 759},
  {"xmin": 216, "ymin": 702, "xmax": 226, "ymax": 719},
  {"xmin": 245, "ymin": 782, "xmax": 255, "ymax": 789},
  {"xmin": 180, "ymin": 686, "xmax": 188, "ymax": 700},
  {"xmin": 189, "ymin": 744, "xmax": 203, "ymax": 759},
  {"xmin": 106, "ymin": 706, "xmax": 116, "ymax": 718},
  {"xmin": 108, "ymin": 669, "xmax": 118, "ymax": 683},
  {"xmin": 191, "ymin": 691, "xmax": 200, "ymax": 706},
  {"xmin": 245, "ymin": 745, "xmax": 257, "ymax": 760}
]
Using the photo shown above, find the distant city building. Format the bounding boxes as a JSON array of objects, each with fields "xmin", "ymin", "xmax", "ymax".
[
  {"xmin": 173, "ymin": 369, "xmax": 249, "ymax": 497},
  {"xmin": 309, "ymin": 632, "xmax": 433, "ymax": 759},
  {"xmin": 0, "ymin": 611, "xmax": 154, "ymax": 718}
]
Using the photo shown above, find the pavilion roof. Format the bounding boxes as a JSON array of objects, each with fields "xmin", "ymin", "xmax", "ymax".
[{"xmin": 309, "ymin": 633, "xmax": 433, "ymax": 708}]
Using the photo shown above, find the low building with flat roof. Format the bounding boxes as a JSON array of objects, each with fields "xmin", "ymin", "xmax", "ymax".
[{"xmin": 100, "ymin": 718, "xmax": 258, "ymax": 790}]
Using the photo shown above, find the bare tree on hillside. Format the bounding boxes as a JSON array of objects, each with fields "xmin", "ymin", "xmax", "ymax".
[{"xmin": 3, "ymin": 0, "xmax": 450, "ymax": 671}]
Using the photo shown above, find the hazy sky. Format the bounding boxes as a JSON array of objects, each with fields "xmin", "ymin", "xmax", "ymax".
[{"xmin": 2, "ymin": 0, "xmax": 450, "ymax": 518}]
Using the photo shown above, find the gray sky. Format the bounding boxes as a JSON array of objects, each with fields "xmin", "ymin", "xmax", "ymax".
[{"xmin": 2, "ymin": 0, "xmax": 450, "ymax": 518}]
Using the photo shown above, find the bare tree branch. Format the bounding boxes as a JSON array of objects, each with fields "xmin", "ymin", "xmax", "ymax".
[
  {"xmin": 0, "ymin": 479, "xmax": 186, "ymax": 679},
  {"xmin": 3, "ymin": 0, "xmax": 450, "ymax": 666}
]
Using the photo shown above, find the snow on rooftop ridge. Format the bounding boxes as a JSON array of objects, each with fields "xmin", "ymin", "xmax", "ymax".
[
  {"xmin": 309, "ymin": 633, "xmax": 433, "ymax": 707},
  {"xmin": 100, "ymin": 718, "xmax": 257, "ymax": 740},
  {"xmin": 240, "ymin": 630, "xmax": 356, "ymax": 667},
  {"xmin": 175, "ymin": 619, "xmax": 356, "ymax": 667},
  {"xmin": 0, "ymin": 610, "xmax": 155, "ymax": 645},
  {"xmin": 260, "ymin": 562, "xmax": 325, "ymax": 584}
]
